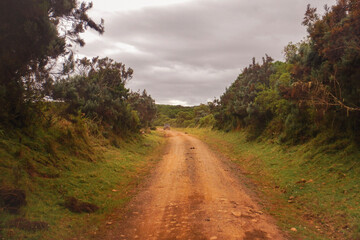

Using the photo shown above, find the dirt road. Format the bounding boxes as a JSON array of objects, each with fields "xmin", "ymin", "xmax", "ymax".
[{"xmin": 97, "ymin": 130, "xmax": 285, "ymax": 240}]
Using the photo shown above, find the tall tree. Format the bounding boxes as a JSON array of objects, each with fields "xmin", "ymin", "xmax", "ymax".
[
  {"xmin": 0, "ymin": 0, "xmax": 104, "ymax": 127},
  {"xmin": 128, "ymin": 90, "xmax": 157, "ymax": 128}
]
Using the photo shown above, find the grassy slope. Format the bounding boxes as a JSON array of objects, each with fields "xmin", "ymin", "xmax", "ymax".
[
  {"xmin": 0, "ymin": 121, "xmax": 166, "ymax": 239},
  {"xmin": 185, "ymin": 128, "xmax": 360, "ymax": 240}
]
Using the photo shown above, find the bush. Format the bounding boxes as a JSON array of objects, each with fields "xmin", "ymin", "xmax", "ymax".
[
  {"xmin": 199, "ymin": 114, "xmax": 215, "ymax": 128},
  {"xmin": 53, "ymin": 57, "xmax": 140, "ymax": 135}
]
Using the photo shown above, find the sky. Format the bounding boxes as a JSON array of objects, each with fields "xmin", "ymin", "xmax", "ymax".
[{"xmin": 76, "ymin": 0, "xmax": 337, "ymax": 106}]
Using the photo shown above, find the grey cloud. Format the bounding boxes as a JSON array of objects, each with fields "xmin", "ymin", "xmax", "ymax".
[
  {"xmin": 78, "ymin": 0, "xmax": 336, "ymax": 105},
  {"xmin": 127, "ymin": 68, "xmax": 237, "ymax": 106}
]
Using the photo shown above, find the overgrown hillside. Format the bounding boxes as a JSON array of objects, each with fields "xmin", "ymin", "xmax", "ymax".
[
  {"xmin": 212, "ymin": 1, "xmax": 360, "ymax": 146},
  {"xmin": 187, "ymin": 128, "xmax": 360, "ymax": 239},
  {"xmin": 0, "ymin": 1, "xmax": 160, "ymax": 239},
  {"xmin": 0, "ymin": 105, "xmax": 165, "ymax": 239}
]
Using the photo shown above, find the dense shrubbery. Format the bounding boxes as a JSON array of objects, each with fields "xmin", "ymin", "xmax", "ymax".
[
  {"xmin": 128, "ymin": 90, "xmax": 157, "ymax": 128},
  {"xmin": 0, "ymin": 0, "xmax": 104, "ymax": 128},
  {"xmin": 52, "ymin": 57, "xmax": 152, "ymax": 135},
  {"xmin": 213, "ymin": 0, "xmax": 360, "ymax": 145}
]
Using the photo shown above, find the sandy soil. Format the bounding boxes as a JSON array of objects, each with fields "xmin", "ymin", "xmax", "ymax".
[{"xmin": 94, "ymin": 130, "xmax": 286, "ymax": 240}]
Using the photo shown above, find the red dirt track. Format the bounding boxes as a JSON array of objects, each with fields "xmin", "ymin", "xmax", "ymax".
[{"xmin": 95, "ymin": 130, "xmax": 285, "ymax": 240}]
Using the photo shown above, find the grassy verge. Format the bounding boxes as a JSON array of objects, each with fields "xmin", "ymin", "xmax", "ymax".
[
  {"xmin": 0, "ymin": 122, "xmax": 166, "ymax": 239},
  {"xmin": 185, "ymin": 128, "xmax": 360, "ymax": 240}
]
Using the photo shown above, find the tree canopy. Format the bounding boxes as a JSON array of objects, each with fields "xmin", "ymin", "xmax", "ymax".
[
  {"xmin": 0, "ymin": 0, "xmax": 104, "ymax": 127},
  {"xmin": 213, "ymin": 0, "xmax": 360, "ymax": 142},
  {"xmin": 128, "ymin": 90, "xmax": 157, "ymax": 128},
  {"xmin": 52, "ymin": 57, "xmax": 138, "ymax": 133}
]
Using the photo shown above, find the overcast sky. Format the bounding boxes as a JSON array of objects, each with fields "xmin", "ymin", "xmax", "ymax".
[{"xmin": 76, "ymin": 0, "xmax": 336, "ymax": 106}]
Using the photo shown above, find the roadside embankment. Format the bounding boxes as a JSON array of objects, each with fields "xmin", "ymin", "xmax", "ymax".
[
  {"xmin": 0, "ymin": 120, "xmax": 165, "ymax": 240},
  {"xmin": 185, "ymin": 128, "xmax": 360, "ymax": 240}
]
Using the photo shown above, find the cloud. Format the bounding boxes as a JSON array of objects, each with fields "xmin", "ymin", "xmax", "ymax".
[{"xmin": 77, "ymin": 0, "xmax": 337, "ymax": 105}]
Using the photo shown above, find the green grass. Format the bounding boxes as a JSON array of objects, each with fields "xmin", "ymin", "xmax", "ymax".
[
  {"xmin": 185, "ymin": 128, "xmax": 360, "ymax": 240},
  {"xmin": 0, "ymin": 121, "xmax": 166, "ymax": 239}
]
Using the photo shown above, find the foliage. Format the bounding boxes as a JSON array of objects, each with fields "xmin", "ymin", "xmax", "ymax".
[
  {"xmin": 128, "ymin": 90, "xmax": 157, "ymax": 128},
  {"xmin": 52, "ymin": 57, "xmax": 139, "ymax": 134},
  {"xmin": 193, "ymin": 104, "xmax": 212, "ymax": 125},
  {"xmin": 153, "ymin": 113, "xmax": 172, "ymax": 127},
  {"xmin": 154, "ymin": 105, "xmax": 194, "ymax": 127},
  {"xmin": 213, "ymin": 0, "xmax": 360, "ymax": 144},
  {"xmin": 0, "ymin": 1, "xmax": 164, "ymax": 238},
  {"xmin": 175, "ymin": 111, "xmax": 193, "ymax": 127},
  {"xmin": 292, "ymin": 0, "xmax": 360, "ymax": 137},
  {"xmin": 198, "ymin": 114, "xmax": 216, "ymax": 128},
  {"xmin": 0, "ymin": 107, "xmax": 165, "ymax": 239},
  {"xmin": 214, "ymin": 55, "xmax": 277, "ymax": 136},
  {"xmin": 0, "ymin": 0, "xmax": 104, "ymax": 127},
  {"xmin": 156, "ymin": 104, "xmax": 194, "ymax": 119},
  {"xmin": 154, "ymin": 104, "xmax": 215, "ymax": 128}
]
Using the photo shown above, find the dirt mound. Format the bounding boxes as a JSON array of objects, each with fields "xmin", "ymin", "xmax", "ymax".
[
  {"xmin": 8, "ymin": 218, "xmax": 48, "ymax": 232},
  {"xmin": 64, "ymin": 196, "xmax": 99, "ymax": 213},
  {"xmin": 0, "ymin": 188, "xmax": 26, "ymax": 213}
]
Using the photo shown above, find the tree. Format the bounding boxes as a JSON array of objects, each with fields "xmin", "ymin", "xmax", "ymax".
[
  {"xmin": 214, "ymin": 55, "xmax": 275, "ymax": 131},
  {"xmin": 128, "ymin": 90, "xmax": 157, "ymax": 128},
  {"xmin": 193, "ymin": 104, "xmax": 211, "ymax": 125},
  {"xmin": 53, "ymin": 57, "xmax": 138, "ymax": 134},
  {"xmin": 0, "ymin": 0, "xmax": 104, "ymax": 127},
  {"xmin": 299, "ymin": 0, "xmax": 360, "ymax": 113},
  {"xmin": 213, "ymin": 1, "xmax": 360, "ymax": 142},
  {"xmin": 289, "ymin": 0, "xmax": 360, "ymax": 136},
  {"xmin": 175, "ymin": 111, "xmax": 193, "ymax": 127}
]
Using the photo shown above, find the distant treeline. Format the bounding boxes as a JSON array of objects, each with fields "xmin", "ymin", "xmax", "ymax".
[{"xmin": 154, "ymin": 104, "xmax": 215, "ymax": 128}]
